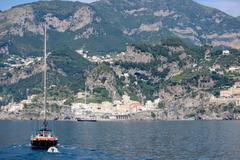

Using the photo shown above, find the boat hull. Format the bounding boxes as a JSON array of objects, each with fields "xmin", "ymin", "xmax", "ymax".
[
  {"xmin": 31, "ymin": 140, "xmax": 58, "ymax": 149},
  {"xmin": 76, "ymin": 118, "xmax": 97, "ymax": 122},
  {"xmin": 77, "ymin": 119, "xmax": 97, "ymax": 122}
]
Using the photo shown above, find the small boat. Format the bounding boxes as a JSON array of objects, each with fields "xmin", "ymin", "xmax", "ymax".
[{"xmin": 31, "ymin": 24, "xmax": 58, "ymax": 149}]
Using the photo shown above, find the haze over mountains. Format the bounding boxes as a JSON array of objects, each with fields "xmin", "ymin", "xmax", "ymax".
[{"xmin": 0, "ymin": 0, "xmax": 239, "ymax": 55}]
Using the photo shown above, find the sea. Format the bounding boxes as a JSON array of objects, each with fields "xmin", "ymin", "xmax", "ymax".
[{"xmin": 1, "ymin": 120, "xmax": 240, "ymax": 160}]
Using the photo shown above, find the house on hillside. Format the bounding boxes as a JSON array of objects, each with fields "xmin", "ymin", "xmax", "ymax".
[
  {"xmin": 228, "ymin": 66, "xmax": 240, "ymax": 73},
  {"xmin": 220, "ymin": 90, "xmax": 232, "ymax": 98},
  {"xmin": 204, "ymin": 49, "xmax": 211, "ymax": 61},
  {"xmin": 198, "ymin": 76, "xmax": 214, "ymax": 88},
  {"xmin": 209, "ymin": 64, "xmax": 221, "ymax": 72},
  {"xmin": 222, "ymin": 50, "xmax": 230, "ymax": 56}
]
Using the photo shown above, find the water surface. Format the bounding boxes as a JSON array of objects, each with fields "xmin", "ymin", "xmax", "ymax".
[{"xmin": 1, "ymin": 120, "xmax": 240, "ymax": 160}]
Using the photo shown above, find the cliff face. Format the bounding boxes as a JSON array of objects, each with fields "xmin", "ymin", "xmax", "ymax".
[
  {"xmin": 86, "ymin": 63, "xmax": 121, "ymax": 101},
  {"xmin": 2, "ymin": 4, "xmax": 94, "ymax": 36}
]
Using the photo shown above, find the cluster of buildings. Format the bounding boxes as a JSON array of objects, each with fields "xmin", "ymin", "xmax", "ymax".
[
  {"xmin": 210, "ymin": 82, "xmax": 240, "ymax": 106},
  {"xmin": 1, "ymin": 91, "xmax": 159, "ymax": 120},
  {"xmin": 0, "ymin": 55, "xmax": 42, "ymax": 83},
  {"xmin": 206, "ymin": 49, "xmax": 240, "ymax": 74},
  {"xmin": 3, "ymin": 56, "xmax": 41, "ymax": 68},
  {"xmin": 205, "ymin": 49, "xmax": 230, "ymax": 61},
  {"xmin": 228, "ymin": 66, "xmax": 240, "ymax": 73},
  {"xmin": 71, "ymin": 95, "xmax": 160, "ymax": 120},
  {"xmin": 76, "ymin": 49, "xmax": 115, "ymax": 64},
  {"xmin": 208, "ymin": 64, "xmax": 240, "ymax": 74},
  {"xmin": 1, "ymin": 95, "xmax": 36, "ymax": 113},
  {"xmin": 76, "ymin": 46, "xmax": 146, "ymax": 65}
]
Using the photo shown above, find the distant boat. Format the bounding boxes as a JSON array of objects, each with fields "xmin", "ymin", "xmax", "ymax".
[
  {"xmin": 76, "ymin": 118, "xmax": 97, "ymax": 122},
  {"xmin": 31, "ymin": 24, "xmax": 58, "ymax": 149}
]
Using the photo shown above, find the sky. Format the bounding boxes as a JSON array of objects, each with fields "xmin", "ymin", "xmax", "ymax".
[
  {"xmin": 0, "ymin": 0, "xmax": 97, "ymax": 11},
  {"xmin": 0, "ymin": 0, "xmax": 239, "ymax": 17},
  {"xmin": 194, "ymin": 0, "xmax": 240, "ymax": 17}
]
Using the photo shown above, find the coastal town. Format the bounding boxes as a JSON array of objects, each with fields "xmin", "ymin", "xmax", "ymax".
[
  {"xmin": 1, "ymin": 93, "xmax": 160, "ymax": 120},
  {"xmin": 1, "ymin": 80, "xmax": 240, "ymax": 121}
]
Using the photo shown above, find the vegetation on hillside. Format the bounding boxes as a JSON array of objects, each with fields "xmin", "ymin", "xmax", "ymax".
[{"xmin": 1, "ymin": 37, "xmax": 240, "ymax": 107}]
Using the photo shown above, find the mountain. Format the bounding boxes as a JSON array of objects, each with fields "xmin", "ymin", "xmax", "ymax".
[
  {"xmin": 0, "ymin": 0, "xmax": 240, "ymax": 55},
  {"xmin": 237, "ymin": 16, "xmax": 240, "ymax": 21},
  {"xmin": 1, "ymin": 0, "xmax": 240, "ymax": 120}
]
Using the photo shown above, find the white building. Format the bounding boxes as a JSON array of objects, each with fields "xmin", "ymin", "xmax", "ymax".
[
  {"xmin": 222, "ymin": 50, "xmax": 230, "ymax": 56},
  {"xmin": 76, "ymin": 50, "xmax": 84, "ymax": 55},
  {"xmin": 228, "ymin": 66, "xmax": 240, "ymax": 73}
]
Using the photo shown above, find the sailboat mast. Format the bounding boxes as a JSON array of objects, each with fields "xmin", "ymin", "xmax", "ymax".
[
  {"xmin": 85, "ymin": 67, "xmax": 89, "ymax": 105},
  {"xmin": 43, "ymin": 24, "xmax": 47, "ymax": 125},
  {"xmin": 85, "ymin": 85, "xmax": 87, "ymax": 105}
]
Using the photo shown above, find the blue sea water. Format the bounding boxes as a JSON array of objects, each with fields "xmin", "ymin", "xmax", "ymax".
[{"xmin": 1, "ymin": 120, "xmax": 240, "ymax": 160}]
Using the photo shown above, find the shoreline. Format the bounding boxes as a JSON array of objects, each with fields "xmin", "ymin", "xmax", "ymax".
[{"xmin": 0, "ymin": 118, "xmax": 232, "ymax": 122}]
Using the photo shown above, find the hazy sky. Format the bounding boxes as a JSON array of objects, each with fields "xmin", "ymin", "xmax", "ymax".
[
  {"xmin": 194, "ymin": 0, "xmax": 240, "ymax": 17},
  {"xmin": 0, "ymin": 0, "xmax": 239, "ymax": 17},
  {"xmin": 0, "ymin": 0, "xmax": 97, "ymax": 11}
]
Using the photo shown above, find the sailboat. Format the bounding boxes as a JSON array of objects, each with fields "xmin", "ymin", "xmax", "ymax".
[{"xmin": 31, "ymin": 24, "xmax": 58, "ymax": 149}]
